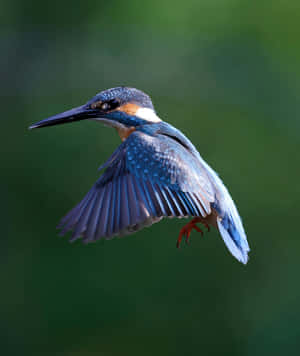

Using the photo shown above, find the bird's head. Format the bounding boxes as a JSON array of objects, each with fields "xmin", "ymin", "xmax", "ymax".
[{"xmin": 29, "ymin": 87, "xmax": 161, "ymax": 140}]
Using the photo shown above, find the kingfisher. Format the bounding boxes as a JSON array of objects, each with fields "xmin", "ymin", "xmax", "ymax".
[{"xmin": 29, "ymin": 87, "xmax": 250, "ymax": 264}]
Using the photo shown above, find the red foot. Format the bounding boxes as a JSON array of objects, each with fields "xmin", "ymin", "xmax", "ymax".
[{"xmin": 176, "ymin": 218, "xmax": 210, "ymax": 248}]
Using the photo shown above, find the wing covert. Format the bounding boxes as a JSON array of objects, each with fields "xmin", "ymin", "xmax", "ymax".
[{"xmin": 58, "ymin": 130, "xmax": 215, "ymax": 242}]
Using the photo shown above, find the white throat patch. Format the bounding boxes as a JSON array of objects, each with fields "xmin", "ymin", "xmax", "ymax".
[{"xmin": 135, "ymin": 107, "xmax": 162, "ymax": 123}]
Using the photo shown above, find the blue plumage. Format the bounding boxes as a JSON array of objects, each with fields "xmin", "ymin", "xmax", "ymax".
[{"xmin": 30, "ymin": 86, "xmax": 250, "ymax": 264}]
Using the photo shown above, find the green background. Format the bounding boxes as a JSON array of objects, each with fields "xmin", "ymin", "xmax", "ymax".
[{"xmin": 1, "ymin": 1, "xmax": 300, "ymax": 355}]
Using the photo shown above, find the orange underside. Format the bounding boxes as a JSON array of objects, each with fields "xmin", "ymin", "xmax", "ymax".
[{"xmin": 116, "ymin": 126, "xmax": 136, "ymax": 141}]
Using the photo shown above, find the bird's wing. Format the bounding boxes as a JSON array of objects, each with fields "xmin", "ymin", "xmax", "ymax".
[{"xmin": 58, "ymin": 130, "xmax": 215, "ymax": 242}]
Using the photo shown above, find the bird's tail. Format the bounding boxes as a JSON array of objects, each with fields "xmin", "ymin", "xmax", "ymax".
[
  {"xmin": 198, "ymin": 158, "xmax": 250, "ymax": 264},
  {"xmin": 216, "ymin": 200, "xmax": 250, "ymax": 264}
]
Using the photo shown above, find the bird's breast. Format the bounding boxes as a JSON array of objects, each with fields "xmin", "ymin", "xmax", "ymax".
[{"xmin": 116, "ymin": 126, "xmax": 136, "ymax": 141}]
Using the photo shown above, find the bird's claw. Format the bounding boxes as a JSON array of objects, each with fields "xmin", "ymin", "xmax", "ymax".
[{"xmin": 176, "ymin": 218, "xmax": 209, "ymax": 248}]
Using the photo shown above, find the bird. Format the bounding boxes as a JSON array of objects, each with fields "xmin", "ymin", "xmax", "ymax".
[{"xmin": 29, "ymin": 86, "xmax": 250, "ymax": 264}]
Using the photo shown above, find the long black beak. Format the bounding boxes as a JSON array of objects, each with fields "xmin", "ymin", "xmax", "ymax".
[{"xmin": 29, "ymin": 105, "xmax": 98, "ymax": 130}]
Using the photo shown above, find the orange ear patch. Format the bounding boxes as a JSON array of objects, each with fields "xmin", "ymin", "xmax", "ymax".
[{"xmin": 117, "ymin": 103, "xmax": 140, "ymax": 116}]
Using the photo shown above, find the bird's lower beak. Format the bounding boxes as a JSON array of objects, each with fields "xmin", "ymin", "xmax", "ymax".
[{"xmin": 29, "ymin": 105, "xmax": 98, "ymax": 130}]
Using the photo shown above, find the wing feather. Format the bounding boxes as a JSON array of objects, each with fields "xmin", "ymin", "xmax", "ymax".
[
  {"xmin": 165, "ymin": 187, "xmax": 185, "ymax": 216},
  {"xmin": 58, "ymin": 130, "xmax": 216, "ymax": 242},
  {"xmin": 172, "ymin": 190, "xmax": 189, "ymax": 216},
  {"xmin": 177, "ymin": 191, "xmax": 194, "ymax": 216},
  {"xmin": 70, "ymin": 190, "xmax": 98, "ymax": 241},
  {"xmin": 113, "ymin": 176, "xmax": 122, "ymax": 235},
  {"xmin": 95, "ymin": 181, "xmax": 111, "ymax": 238},
  {"xmin": 126, "ymin": 174, "xmax": 140, "ymax": 225},
  {"xmin": 140, "ymin": 179, "xmax": 158, "ymax": 217},
  {"xmin": 84, "ymin": 188, "xmax": 105, "ymax": 242},
  {"xmin": 106, "ymin": 180, "xmax": 116, "ymax": 238},
  {"xmin": 145, "ymin": 180, "xmax": 164, "ymax": 217},
  {"xmin": 120, "ymin": 175, "xmax": 130, "ymax": 231},
  {"xmin": 160, "ymin": 187, "xmax": 176, "ymax": 216},
  {"xmin": 191, "ymin": 192, "xmax": 206, "ymax": 217},
  {"xmin": 132, "ymin": 176, "xmax": 151, "ymax": 221},
  {"xmin": 186, "ymin": 192, "xmax": 203, "ymax": 216},
  {"xmin": 58, "ymin": 189, "xmax": 93, "ymax": 230},
  {"xmin": 152, "ymin": 182, "xmax": 167, "ymax": 216}
]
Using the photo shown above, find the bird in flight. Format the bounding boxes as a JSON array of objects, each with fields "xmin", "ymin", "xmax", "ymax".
[{"xmin": 29, "ymin": 87, "xmax": 250, "ymax": 264}]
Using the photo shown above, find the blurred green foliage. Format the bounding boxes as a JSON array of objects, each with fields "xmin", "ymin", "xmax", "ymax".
[{"xmin": 1, "ymin": 0, "xmax": 300, "ymax": 355}]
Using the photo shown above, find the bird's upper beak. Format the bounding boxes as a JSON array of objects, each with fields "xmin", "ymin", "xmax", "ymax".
[{"xmin": 29, "ymin": 105, "xmax": 101, "ymax": 130}]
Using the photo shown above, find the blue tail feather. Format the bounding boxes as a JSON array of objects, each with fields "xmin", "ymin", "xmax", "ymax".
[{"xmin": 217, "ymin": 213, "xmax": 249, "ymax": 264}]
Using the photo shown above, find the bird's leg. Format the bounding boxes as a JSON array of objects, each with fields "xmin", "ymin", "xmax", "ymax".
[
  {"xmin": 176, "ymin": 217, "xmax": 210, "ymax": 248},
  {"xmin": 194, "ymin": 217, "xmax": 210, "ymax": 233}
]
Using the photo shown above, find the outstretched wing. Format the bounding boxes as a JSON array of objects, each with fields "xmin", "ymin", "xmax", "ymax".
[{"xmin": 58, "ymin": 130, "xmax": 215, "ymax": 242}]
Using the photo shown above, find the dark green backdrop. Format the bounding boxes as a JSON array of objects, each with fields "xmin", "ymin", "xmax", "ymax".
[{"xmin": 1, "ymin": 1, "xmax": 300, "ymax": 355}]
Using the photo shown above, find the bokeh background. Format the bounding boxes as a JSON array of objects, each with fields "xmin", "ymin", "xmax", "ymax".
[{"xmin": 1, "ymin": 1, "xmax": 300, "ymax": 355}]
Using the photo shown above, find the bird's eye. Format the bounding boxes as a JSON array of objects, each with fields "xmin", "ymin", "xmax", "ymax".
[
  {"xmin": 101, "ymin": 102, "xmax": 109, "ymax": 111},
  {"xmin": 107, "ymin": 99, "xmax": 120, "ymax": 110},
  {"xmin": 91, "ymin": 99, "xmax": 120, "ymax": 111}
]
